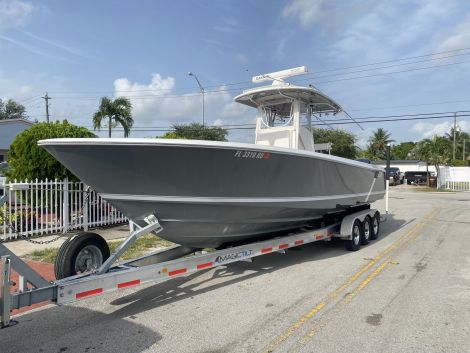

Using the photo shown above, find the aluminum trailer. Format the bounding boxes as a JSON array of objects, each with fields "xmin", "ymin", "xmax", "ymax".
[{"xmin": 0, "ymin": 192, "xmax": 381, "ymax": 328}]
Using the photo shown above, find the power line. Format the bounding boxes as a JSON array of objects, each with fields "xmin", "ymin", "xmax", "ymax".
[
  {"xmin": 82, "ymin": 111, "xmax": 470, "ymax": 132},
  {"xmin": 19, "ymin": 95, "xmax": 42, "ymax": 104},
  {"xmin": 45, "ymin": 58, "xmax": 470, "ymax": 103},
  {"xmin": 34, "ymin": 46, "xmax": 470, "ymax": 97},
  {"xmin": 349, "ymin": 98, "xmax": 470, "ymax": 112}
]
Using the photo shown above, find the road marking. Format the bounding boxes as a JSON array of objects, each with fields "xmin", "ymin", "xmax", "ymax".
[
  {"xmin": 291, "ymin": 212, "xmax": 434, "ymax": 351},
  {"xmin": 262, "ymin": 208, "xmax": 437, "ymax": 353}
]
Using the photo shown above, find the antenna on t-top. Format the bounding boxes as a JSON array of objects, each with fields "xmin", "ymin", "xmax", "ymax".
[{"xmin": 252, "ymin": 66, "xmax": 308, "ymax": 85}]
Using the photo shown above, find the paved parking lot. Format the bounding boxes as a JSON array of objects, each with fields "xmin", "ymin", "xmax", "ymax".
[{"xmin": 1, "ymin": 188, "xmax": 469, "ymax": 353}]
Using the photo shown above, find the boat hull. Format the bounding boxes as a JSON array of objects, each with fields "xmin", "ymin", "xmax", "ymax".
[{"xmin": 39, "ymin": 139, "xmax": 385, "ymax": 248}]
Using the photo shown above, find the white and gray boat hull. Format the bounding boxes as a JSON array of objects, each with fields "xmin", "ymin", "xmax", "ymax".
[{"xmin": 39, "ymin": 139, "xmax": 385, "ymax": 248}]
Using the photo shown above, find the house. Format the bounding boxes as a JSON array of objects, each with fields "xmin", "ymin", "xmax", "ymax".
[
  {"xmin": 0, "ymin": 118, "xmax": 35, "ymax": 162},
  {"xmin": 371, "ymin": 160, "xmax": 437, "ymax": 175}
]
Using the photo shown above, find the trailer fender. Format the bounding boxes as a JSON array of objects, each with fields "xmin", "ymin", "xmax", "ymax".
[{"xmin": 340, "ymin": 209, "xmax": 379, "ymax": 239}]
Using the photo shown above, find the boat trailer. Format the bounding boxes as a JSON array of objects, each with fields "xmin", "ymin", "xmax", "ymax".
[{"xmin": 0, "ymin": 192, "xmax": 381, "ymax": 328}]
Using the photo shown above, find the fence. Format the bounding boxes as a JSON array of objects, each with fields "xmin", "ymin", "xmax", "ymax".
[
  {"xmin": 1, "ymin": 178, "xmax": 127, "ymax": 240},
  {"xmin": 437, "ymin": 166, "xmax": 470, "ymax": 191}
]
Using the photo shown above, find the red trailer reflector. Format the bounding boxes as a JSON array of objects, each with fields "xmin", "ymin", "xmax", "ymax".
[
  {"xmin": 117, "ymin": 279, "xmax": 141, "ymax": 289},
  {"xmin": 261, "ymin": 247, "xmax": 272, "ymax": 254},
  {"xmin": 76, "ymin": 288, "xmax": 103, "ymax": 299},
  {"xmin": 278, "ymin": 243, "xmax": 289, "ymax": 249},
  {"xmin": 197, "ymin": 262, "xmax": 213, "ymax": 270},
  {"xmin": 294, "ymin": 240, "xmax": 304, "ymax": 246},
  {"xmin": 169, "ymin": 268, "xmax": 187, "ymax": 276},
  {"xmin": 315, "ymin": 234, "xmax": 324, "ymax": 240}
]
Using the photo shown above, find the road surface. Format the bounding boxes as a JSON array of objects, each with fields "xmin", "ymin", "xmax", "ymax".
[{"xmin": 1, "ymin": 188, "xmax": 469, "ymax": 353}]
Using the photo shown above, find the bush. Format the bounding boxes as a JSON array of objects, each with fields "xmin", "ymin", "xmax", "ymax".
[
  {"xmin": 450, "ymin": 159, "xmax": 469, "ymax": 167},
  {"xmin": 6, "ymin": 120, "xmax": 96, "ymax": 181},
  {"xmin": 160, "ymin": 123, "xmax": 228, "ymax": 141},
  {"xmin": 313, "ymin": 128, "xmax": 358, "ymax": 159}
]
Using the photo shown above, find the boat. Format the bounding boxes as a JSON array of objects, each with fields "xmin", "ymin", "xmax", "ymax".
[{"xmin": 39, "ymin": 66, "xmax": 385, "ymax": 249}]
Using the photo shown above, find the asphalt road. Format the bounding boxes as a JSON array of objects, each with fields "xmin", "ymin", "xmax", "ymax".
[{"xmin": 1, "ymin": 188, "xmax": 469, "ymax": 353}]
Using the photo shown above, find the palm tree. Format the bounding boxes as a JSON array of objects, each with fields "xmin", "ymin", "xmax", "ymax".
[
  {"xmin": 366, "ymin": 128, "xmax": 394, "ymax": 160},
  {"xmin": 412, "ymin": 136, "xmax": 451, "ymax": 179},
  {"xmin": 93, "ymin": 97, "xmax": 133, "ymax": 137},
  {"xmin": 445, "ymin": 127, "xmax": 470, "ymax": 160}
]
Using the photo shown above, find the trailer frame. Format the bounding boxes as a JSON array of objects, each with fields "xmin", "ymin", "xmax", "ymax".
[{"xmin": 0, "ymin": 193, "xmax": 380, "ymax": 328}]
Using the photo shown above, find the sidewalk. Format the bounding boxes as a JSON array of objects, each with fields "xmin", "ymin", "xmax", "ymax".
[{"xmin": 2, "ymin": 224, "xmax": 131, "ymax": 257}]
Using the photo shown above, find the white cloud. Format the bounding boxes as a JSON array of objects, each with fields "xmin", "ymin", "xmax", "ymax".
[
  {"xmin": 282, "ymin": 0, "xmax": 324, "ymax": 27},
  {"xmin": 327, "ymin": 0, "xmax": 458, "ymax": 64},
  {"xmin": 0, "ymin": 0, "xmax": 33, "ymax": 30},
  {"xmin": 113, "ymin": 74, "xmax": 253, "ymax": 134},
  {"xmin": 411, "ymin": 120, "xmax": 470, "ymax": 139},
  {"xmin": 353, "ymin": 126, "xmax": 375, "ymax": 149},
  {"xmin": 439, "ymin": 14, "xmax": 470, "ymax": 52}
]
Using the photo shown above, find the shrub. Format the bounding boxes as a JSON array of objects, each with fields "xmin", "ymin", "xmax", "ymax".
[
  {"xmin": 159, "ymin": 123, "xmax": 228, "ymax": 141},
  {"xmin": 6, "ymin": 120, "xmax": 96, "ymax": 181},
  {"xmin": 450, "ymin": 159, "xmax": 469, "ymax": 167}
]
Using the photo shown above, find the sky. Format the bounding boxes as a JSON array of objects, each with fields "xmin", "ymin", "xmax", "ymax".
[{"xmin": 1, "ymin": 0, "xmax": 470, "ymax": 147}]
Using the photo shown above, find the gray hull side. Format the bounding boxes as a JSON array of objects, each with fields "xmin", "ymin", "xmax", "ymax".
[{"xmin": 42, "ymin": 142, "xmax": 385, "ymax": 248}]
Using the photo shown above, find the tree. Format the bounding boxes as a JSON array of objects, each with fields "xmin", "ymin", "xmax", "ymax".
[
  {"xmin": 366, "ymin": 128, "xmax": 394, "ymax": 160},
  {"xmin": 0, "ymin": 98, "xmax": 27, "ymax": 120},
  {"xmin": 445, "ymin": 126, "xmax": 470, "ymax": 160},
  {"xmin": 411, "ymin": 136, "xmax": 451, "ymax": 178},
  {"xmin": 313, "ymin": 128, "xmax": 358, "ymax": 159},
  {"xmin": 6, "ymin": 121, "xmax": 96, "ymax": 181},
  {"xmin": 160, "ymin": 123, "xmax": 228, "ymax": 141},
  {"xmin": 391, "ymin": 141, "xmax": 416, "ymax": 160},
  {"xmin": 93, "ymin": 97, "xmax": 133, "ymax": 137}
]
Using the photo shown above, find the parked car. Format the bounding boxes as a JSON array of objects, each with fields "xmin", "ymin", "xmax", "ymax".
[
  {"xmin": 356, "ymin": 158, "xmax": 371, "ymax": 164},
  {"xmin": 388, "ymin": 167, "xmax": 402, "ymax": 185},
  {"xmin": 404, "ymin": 171, "xmax": 430, "ymax": 185}
]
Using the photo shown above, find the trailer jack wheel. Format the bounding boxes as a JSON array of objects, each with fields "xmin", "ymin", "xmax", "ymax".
[
  {"xmin": 347, "ymin": 219, "xmax": 362, "ymax": 251},
  {"xmin": 55, "ymin": 232, "xmax": 110, "ymax": 279}
]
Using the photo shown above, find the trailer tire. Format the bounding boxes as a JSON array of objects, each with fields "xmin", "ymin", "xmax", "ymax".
[
  {"xmin": 347, "ymin": 219, "xmax": 362, "ymax": 251},
  {"xmin": 55, "ymin": 232, "xmax": 110, "ymax": 279},
  {"xmin": 361, "ymin": 216, "xmax": 372, "ymax": 245},
  {"xmin": 370, "ymin": 212, "xmax": 380, "ymax": 240}
]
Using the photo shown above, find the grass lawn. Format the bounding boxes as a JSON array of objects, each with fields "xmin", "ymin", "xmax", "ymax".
[{"xmin": 25, "ymin": 234, "xmax": 173, "ymax": 264}]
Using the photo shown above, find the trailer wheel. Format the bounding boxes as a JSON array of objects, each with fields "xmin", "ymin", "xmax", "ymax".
[
  {"xmin": 347, "ymin": 219, "xmax": 362, "ymax": 251},
  {"xmin": 370, "ymin": 212, "xmax": 380, "ymax": 240},
  {"xmin": 361, "ymin": 216, "xmax": 372, "ymax": 245},
  {"xmin": 55, "ymin": 232, "xmax": 110, "ymax": 279}
]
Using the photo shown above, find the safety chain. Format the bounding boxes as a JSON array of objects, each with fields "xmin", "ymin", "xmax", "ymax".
[{"xmin": 2, "ymin": 187, "xmax": 92, "ymax": 245}]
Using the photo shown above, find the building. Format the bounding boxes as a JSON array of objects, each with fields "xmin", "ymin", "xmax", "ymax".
[
  {"xmin": 0, "ymin": 118, "xmax": 34, "ymax": 162},
  {"xmin": 371, "ymin": 160, "xmax": 437, "ymax": 175}
]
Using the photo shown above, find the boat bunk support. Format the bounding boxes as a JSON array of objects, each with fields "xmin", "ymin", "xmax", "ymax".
[{"xmin": 95, "ymin": 214, "xmax": 163, "ymax": 275}]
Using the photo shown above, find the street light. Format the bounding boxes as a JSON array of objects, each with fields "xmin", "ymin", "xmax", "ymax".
[{"xmin": 188, "ymin": 71, "xmax": 205, "ymax": 126}]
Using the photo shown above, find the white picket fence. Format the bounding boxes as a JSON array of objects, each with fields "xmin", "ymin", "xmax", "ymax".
[
  {"xmin": 437, "ymin": 166, "xmax": 470, "ymax": 191},
  {"xmin": 1, "ymin": 179, "xmax": 127, "ymax": 240}
]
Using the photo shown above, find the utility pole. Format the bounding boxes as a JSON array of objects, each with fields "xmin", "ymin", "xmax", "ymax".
[
  {"xmin": 42, "ymin": 92, "xmax": 51, "ymax": 123},
  {"xmin": 463, "ymin": 138, "xmax": 466, "ymax": 161},
  {"xmin": 453, "ymin": 111, "xmax": 457, "ymax": 160}
]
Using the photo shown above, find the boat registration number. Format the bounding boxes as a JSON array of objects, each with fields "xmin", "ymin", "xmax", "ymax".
[{"xmin": 234, "ymin": 150, "xmax": 271, "ymax": 159}]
